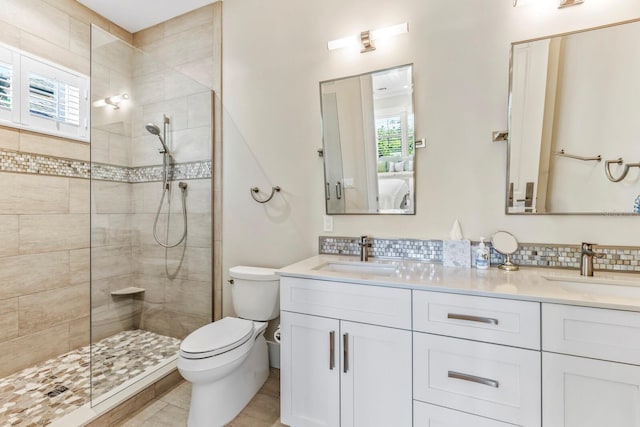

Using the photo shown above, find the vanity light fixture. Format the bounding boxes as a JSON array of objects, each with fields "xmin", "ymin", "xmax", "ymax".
[
  {"xmin": 93, "ymin": 93, "xmax": 129, "ymax": 110},
  {"xmin": 327, "ymin": 22, "xmax": 409, "ymax": 53}
]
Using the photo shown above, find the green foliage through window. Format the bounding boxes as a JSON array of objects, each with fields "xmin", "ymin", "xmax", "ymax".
[{"xmin": 376, "ymin": 115, "xmax": 414, "ymax": 158}]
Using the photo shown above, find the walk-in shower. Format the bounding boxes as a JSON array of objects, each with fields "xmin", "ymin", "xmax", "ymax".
[
  {"xmin": 88, "ymin": 24, "xmax": 213, "ymax": 419},
  {"xmin": 145, "ymin": 115, "xmax": 189, "ymax": 248},
  {"xmin": 0, "ymin": 7, "xmax": 217, "ymax": 425}
]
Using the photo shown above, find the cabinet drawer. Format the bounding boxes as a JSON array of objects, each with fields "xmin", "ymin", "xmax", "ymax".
[
  {"xmin": 413, "ymin": 333, "xmax": 540, "ymax": 427},
  {"xmin": 413, "ymin": 290, "xmax": 540, "ymax": 349},
  {"xmin": 543, "ymin": 303, "xmax": 640, "ymax": 365},
  {"xmin": 414, "ymin": 401, "xmax": 518, "ymax": 427},
  {"xmin": 280, "ymin": 277, "xmax": 411, "ymax": 329}
]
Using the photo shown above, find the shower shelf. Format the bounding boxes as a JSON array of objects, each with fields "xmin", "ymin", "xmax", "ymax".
[{"xmin": 110, "ymin": 287, "xmax": 145, "ymax": 296}]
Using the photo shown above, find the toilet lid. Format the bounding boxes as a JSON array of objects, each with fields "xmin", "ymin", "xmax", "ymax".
[{"xmin": 180, "ymin": 317, "xmax": 254, "ymax": 359}]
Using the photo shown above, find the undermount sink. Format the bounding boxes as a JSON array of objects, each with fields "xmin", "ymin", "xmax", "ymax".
[
  {"xmin": 313, "ymin": 260, "xmax": 396, "ymax": 277},
  {"xmin": 542, "ymin": 274, "xmax": 640, "ymax": 287},
  {"xmin": 541, "ymin": 274, "xmax": 640, "ymax": 301}
]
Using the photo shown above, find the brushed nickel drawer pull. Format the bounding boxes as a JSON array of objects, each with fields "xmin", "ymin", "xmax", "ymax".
[
  {"xmin": 343, "ymin": 333, "xmax": 349, "ymax": 373},
  {"xmin": 447, "ymin": 313, "xmax": 499, "ymax": 325},
  {"xmin": 329, "ymin": 331, "xmax": 335, "ymax": 370},
  {"xmin": 448, "ymin": 371, "xmax": 500, "ymax": 388}
]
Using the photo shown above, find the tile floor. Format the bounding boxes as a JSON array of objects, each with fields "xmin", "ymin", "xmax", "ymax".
[
  {"xmin": 0, "ymin": 330, "xmax": 180, "ymax": 427},
  {"xmin": 119, "ymin": 368, "xmax": 284, "ymax": 427}
]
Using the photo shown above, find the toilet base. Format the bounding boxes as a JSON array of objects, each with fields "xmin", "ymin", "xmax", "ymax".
[{"xmin": 187, "ymin": 335, "xmax": 269, "ymax": 427}]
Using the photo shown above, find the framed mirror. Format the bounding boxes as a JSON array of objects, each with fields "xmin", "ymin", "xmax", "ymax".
[
  {"xmin": 320, "ymin": 64, "xmax": 415, "ymax": 214},
  {"xmin": 506, "ymin": 20, "xmax": 640, "ymax": 215}
]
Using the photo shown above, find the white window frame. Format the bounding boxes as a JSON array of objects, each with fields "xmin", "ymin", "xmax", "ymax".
[
  {"xmin": 0, "ymin": 45, "xmax": 20, "ymax": 125},
  {"xmin": 375, "ymin": 111, "xmax": 412, "ymax": 158},
  {"xmin": 0, "ymin": 42, "xmax": 89, "ymax": 143}
]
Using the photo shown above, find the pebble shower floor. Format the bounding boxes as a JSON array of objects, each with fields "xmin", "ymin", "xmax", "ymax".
[{"xmin": 0, "ymin": 330, "xmax": 180, "ymax": 426}]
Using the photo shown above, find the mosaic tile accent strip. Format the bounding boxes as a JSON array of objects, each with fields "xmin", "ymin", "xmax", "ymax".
[
  {"xmin": 92, "ymin": 160, "xmax": 212, "ymax": 183},
  {"xmin": 319, "ymin": 236, "xmax": 640, "ymax": 273},
  {"xmin": 508, "ymin": 244, "xmax": 640, "ymax": 272},
  {"xmin": 0, "ymin": 148, "xmax": 212, "ymax": 183},
  {"xmin": 0, "ymin": 149, "xmax": 90, "ymax": 178},
  {"xmin": 0, "ymin": 329, "xmax": 180, "ymax": 427},
  {"xmin": 319, "ymin": 236, "xmax": 442, "ymax": 261}
]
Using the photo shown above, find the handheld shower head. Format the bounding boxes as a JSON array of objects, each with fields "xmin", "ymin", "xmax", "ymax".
[
  {"xmin": 145, "ymin": 123, "xmax": 161, "ymax": 136},
  {"xmin": 145, "ymin": 122, "xmax": 171, "ymax": 154}
]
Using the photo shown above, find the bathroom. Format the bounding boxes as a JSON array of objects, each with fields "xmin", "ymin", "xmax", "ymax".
[{"xmin": 1, "ymin": 0, "xmax": 640, "ymax": 426}]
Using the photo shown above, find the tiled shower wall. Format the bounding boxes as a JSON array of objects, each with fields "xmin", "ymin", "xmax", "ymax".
[
  {"xmin": 131, "ymin": 4, "xmax": 220, "ymax": 337},
  {"xmin": 89, "ymin": 5, "xmax": 220, "ymax": 343},
  {"xmin": 91, "ymin": 30, "xmax": 138, "ymax": 342},
  {"xmin": 0, "ymin": 0, "xmax": 133, "ymax": 378},
  {"xmin": 133, "ymin": 4, "xmax": 222, "ymax": 325}
]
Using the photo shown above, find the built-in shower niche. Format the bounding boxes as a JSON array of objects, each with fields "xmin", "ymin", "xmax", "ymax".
[{"xmin": 90, "ymin": 25, "xmax": 213, "ymax": 407}]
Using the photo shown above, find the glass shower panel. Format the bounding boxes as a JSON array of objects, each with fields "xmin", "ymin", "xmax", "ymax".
[{"xmin": 90, "ymin": 25, "xmax": 213, "ymax": 405}]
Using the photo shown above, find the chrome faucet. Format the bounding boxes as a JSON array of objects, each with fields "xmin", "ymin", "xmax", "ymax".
[
  {"xmin": 580, "ymin": 242, "xmax": 605, "ymax": 276},
  {"xmin": 358, "ymin": 235, "xmax": 372, "ymax": 262}
]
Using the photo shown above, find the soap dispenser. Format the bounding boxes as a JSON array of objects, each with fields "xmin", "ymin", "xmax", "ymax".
[{"xmin": 476, "ymin": 237, "xmax": 490, "ymax": 270}]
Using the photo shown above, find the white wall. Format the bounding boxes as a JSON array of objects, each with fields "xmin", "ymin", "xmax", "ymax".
[
  {"xmin": 222, "ymin": 0, "xmax": 640, "ymax": 314},
  {"xmin": 547, "ymin": 23, "xmax": 640, "ymax": 212}
]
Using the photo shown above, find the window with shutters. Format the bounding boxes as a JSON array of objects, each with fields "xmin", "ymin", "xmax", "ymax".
[
  {"xmin": 0, "ymin": 43, "xmax": 89, "ymax": 142},
  {"xmin": 0, "ymin": 63, "xmax": 12, "ymax": 111},
  {"xmin": 375, "ymin": 112, "xmax": 414, "ymax": 158}
]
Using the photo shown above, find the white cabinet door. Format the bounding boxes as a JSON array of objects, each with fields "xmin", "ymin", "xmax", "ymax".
[
  {"xmin": 281, "ymin": 311, "xmax": 340, "ymax": 427},
  {"xmin": 341, "ymin": 321, "xmax": 412, "ymax": 427},
  {"xmin": 543, "ymin": 352, "xmax": 640, "ymax": 427}
]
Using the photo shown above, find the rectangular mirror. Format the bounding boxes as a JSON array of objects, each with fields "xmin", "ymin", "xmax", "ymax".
[
  {"xmin": 320, "ymin": 64, "xmax": 415, "ymax": 214},
  {"xmin": 507, "ymin": 20, "xmax": 640, "ymax": 215}
]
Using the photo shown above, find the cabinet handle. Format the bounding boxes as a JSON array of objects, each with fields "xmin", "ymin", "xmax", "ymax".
[
  {"xmin": 336, "ymin": 182, "xmax": 343, "ymax": 200},
  {"xmin": 448, "ymin": 371, "xmax": 499, "ymax": 388},
  {"xmin": 329, "ymin": 331, "xmax": 335, "ymax": 370},
  {"xmin": 447, "ymin": 313, "xmax": 499, "ymax": 325},
  {"xmin": 343, "ymin": 333, "xmax": 349, "ymax": 373},
  {"xmin": 326, "ymin": 182, "xmax": 330, "ymax": 201}
]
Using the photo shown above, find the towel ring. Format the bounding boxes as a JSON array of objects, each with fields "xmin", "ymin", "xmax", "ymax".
[
  {"xmin": 605, "ymin": 158, "xmax": 640, "ymax": 182},
  {"xmin": 250, "ymin": 186, "xmax": 281, "ymax": 203}
]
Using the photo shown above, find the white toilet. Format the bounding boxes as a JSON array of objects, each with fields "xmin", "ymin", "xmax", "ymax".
[{"xmin": 177, "ymin": 266, "xmax": 280, "ymax": 427}]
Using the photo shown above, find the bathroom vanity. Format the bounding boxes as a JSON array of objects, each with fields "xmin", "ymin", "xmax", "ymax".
[{"xmin": 278, "ymin": 256, "xmax": 640, "ymax": 427}]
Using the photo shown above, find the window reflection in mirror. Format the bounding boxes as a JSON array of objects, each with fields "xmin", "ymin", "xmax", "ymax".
[{"xmin": 320, "ymin": 64, "xmax": 415, "ymax": 215}]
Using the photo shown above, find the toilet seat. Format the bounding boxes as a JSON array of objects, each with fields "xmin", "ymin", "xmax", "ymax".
[{"xmin": 180, "ymin": 317, "xmax": 254, "ymax": 360}]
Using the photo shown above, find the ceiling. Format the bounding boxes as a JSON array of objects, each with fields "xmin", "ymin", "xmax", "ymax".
[{"xmin": 77, "ymin": 0, "xmax": 217, "ymax": 33}]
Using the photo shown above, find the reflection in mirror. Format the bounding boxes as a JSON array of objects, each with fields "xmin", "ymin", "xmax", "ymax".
[
  {"xmin": 507, "ymin": 20, "xmax": 640, "ymax": 215},
  {"xmin": 492, "ymin": 231, "xmax": 519, "ymax": 271},
  {"xmin": 320, "ymin": 64, "xmax": 415, "ymax": 214}
]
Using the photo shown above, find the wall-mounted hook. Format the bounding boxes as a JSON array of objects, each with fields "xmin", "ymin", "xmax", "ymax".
[
  {"xmin": 250, "ymin": 186, "xmax": 281, "ymax": 203},
  {"xmin": 317, "ymin": 148, "xmax": 324, "ymax": 157},
  {"xmin": 605, "ymin": 158, "xmax": 640, "ymax": 182}
]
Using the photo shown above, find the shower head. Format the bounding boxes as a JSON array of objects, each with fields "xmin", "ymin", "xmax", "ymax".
[
  {"xmin": 145, "ymin": 122, "xmax": 170, "ymax": 154},
  {"xmin": 145, "ymin": 123, "xmax": 161, "ymax": 136}
]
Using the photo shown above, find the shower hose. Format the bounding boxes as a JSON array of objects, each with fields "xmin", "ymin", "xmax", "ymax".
[{"xmin": 152, "ymin": 168, "xmax": 188, "ymax": 248}]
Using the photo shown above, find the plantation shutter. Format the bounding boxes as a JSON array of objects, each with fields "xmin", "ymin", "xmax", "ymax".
[{"xmin": 20, "ymin": 56, "xmax": 88, "ymax": 141}]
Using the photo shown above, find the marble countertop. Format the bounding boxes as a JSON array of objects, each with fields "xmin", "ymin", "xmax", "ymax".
[{"xmin": 278, "ymin": 255, "xmax": 640, "ymax": 312}]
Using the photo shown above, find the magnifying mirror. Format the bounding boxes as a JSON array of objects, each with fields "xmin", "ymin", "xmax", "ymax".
[{"xmin": 491, "ymin": 231, "xmax": 519, "ymax": 271}]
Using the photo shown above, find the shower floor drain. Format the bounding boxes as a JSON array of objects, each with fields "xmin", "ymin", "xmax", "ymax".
[{"xmin": 45, "ymin": 385, "xmax": 68, "ymax": 398}]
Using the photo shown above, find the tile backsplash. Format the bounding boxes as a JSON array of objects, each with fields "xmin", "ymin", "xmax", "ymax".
[{"xmin": 319, "ymin": 236, "xmax": 640, "ymax": 273}]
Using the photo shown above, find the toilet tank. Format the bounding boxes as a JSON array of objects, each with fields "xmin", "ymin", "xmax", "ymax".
[{"xmin": 229, "ymin": 266, "xmax": 280, "ymax": 321}]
